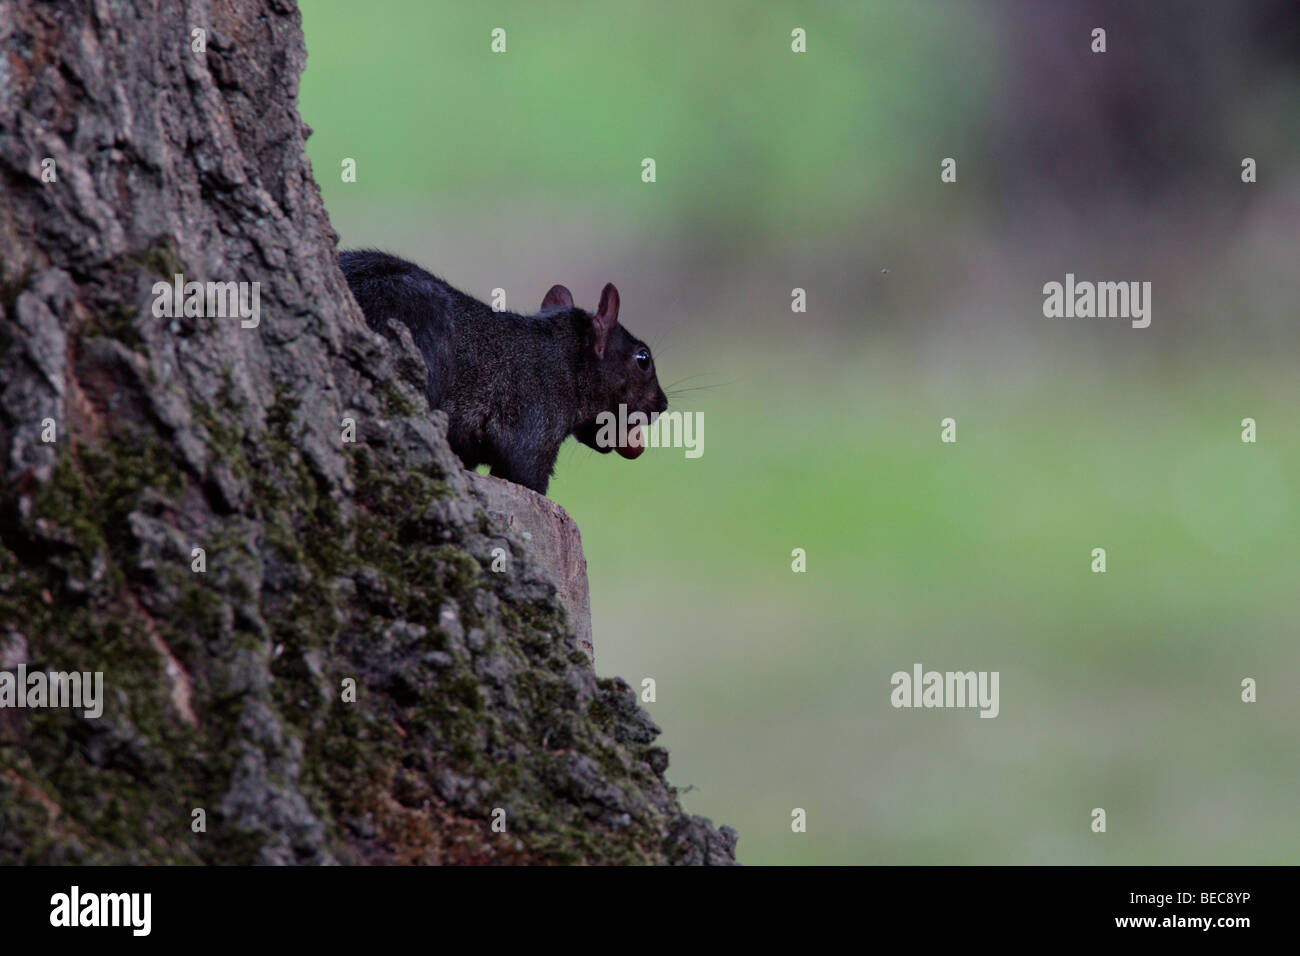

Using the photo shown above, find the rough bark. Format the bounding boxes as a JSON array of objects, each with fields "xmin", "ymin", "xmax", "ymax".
[
  {"xmin": 0, "ymin": 0, "xmax": 735, "ymax": 865},
  {"xmin": 466, "ymin": 473, "xmax": 594, "ymax": 663}
]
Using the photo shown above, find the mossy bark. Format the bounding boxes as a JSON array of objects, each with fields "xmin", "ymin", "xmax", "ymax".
[{"xmin": 0, "ymin": 0, "xmax": 735, "ymax": 865}]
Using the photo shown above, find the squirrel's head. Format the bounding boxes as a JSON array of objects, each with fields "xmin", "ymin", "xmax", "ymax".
[{"xmin": 541, "ymin": 283, "xmax": 667, "ymax": 459}]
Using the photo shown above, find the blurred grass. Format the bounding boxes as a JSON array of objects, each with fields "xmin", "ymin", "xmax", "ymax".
[
  {"xmin": 550, "ymin": 345, "xmax": 1300, "ymax": 864},
  {"xmin": 300, "ymin": 1, "xmax": 1300, "ymax": 864},
  {"xmin": 300, "ymin": 0, "xmax": 995, "ymax": 232}
]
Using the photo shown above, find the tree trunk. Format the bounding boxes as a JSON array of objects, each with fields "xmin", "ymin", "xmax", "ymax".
[{"xmin": 0, "ymin": 0, "xmax": 735, "ymax": 865}]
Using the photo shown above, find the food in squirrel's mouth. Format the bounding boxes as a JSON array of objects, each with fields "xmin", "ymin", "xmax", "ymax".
[{"xmin": 617, "ymin": 425, "xmax": 645, "ymax": 459}]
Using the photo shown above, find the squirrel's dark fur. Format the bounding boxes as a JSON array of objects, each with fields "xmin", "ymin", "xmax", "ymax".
[{"xmin": 340, "ymin": 249, "xmax": 667, "ymax": 495}]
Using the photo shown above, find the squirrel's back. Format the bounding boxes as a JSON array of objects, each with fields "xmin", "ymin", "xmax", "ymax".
[{"xmin": 339, "ymin": 249, "xmax": 463, "ymax": 406}]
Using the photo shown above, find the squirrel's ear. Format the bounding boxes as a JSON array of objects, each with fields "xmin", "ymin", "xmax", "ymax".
[
  {"xmin": 541, "ymin": 284, "xmax": 574, "ymax": 311},
  {"xmin": 591, "ymin": 283, "xmax": 619, "ymax": 358}
]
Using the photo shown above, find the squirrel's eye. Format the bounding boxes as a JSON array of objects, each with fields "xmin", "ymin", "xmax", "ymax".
[{"xmin": 634, "ymin": 349, "xmax": 651, "ymax": 371}]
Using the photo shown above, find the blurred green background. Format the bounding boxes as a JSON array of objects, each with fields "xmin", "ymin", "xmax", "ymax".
[{"xmin": 299, "ymin": 0, "xmax": 1300, "ymax": 863}]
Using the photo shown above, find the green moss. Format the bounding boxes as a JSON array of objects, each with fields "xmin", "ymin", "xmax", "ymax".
[
  {"xmin": 0, "ymin": 436, "xmax": 222, "ymax": 863},
  {"xmin": 0, "ymin": 262, "xmax": 32, "ymax": 319},
  {"xmin": 378, "ymin": 380, "xmax": 420, "ymax": 417},
  {"xmin": 1, "ymin": 360, "xmax": 701, "ymax": 864},
  {"xmin": 123, "ymin": 237, "xmax": 185, "ymax": 281},
  {"xmin": 83, "ymin": 305, "xmax": 144, "ymax": 350}
]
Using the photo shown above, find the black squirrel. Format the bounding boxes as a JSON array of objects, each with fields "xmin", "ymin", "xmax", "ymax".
[{"xmin": 339, "ymin": 249, "xmax": 667, "ymax": 495}]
